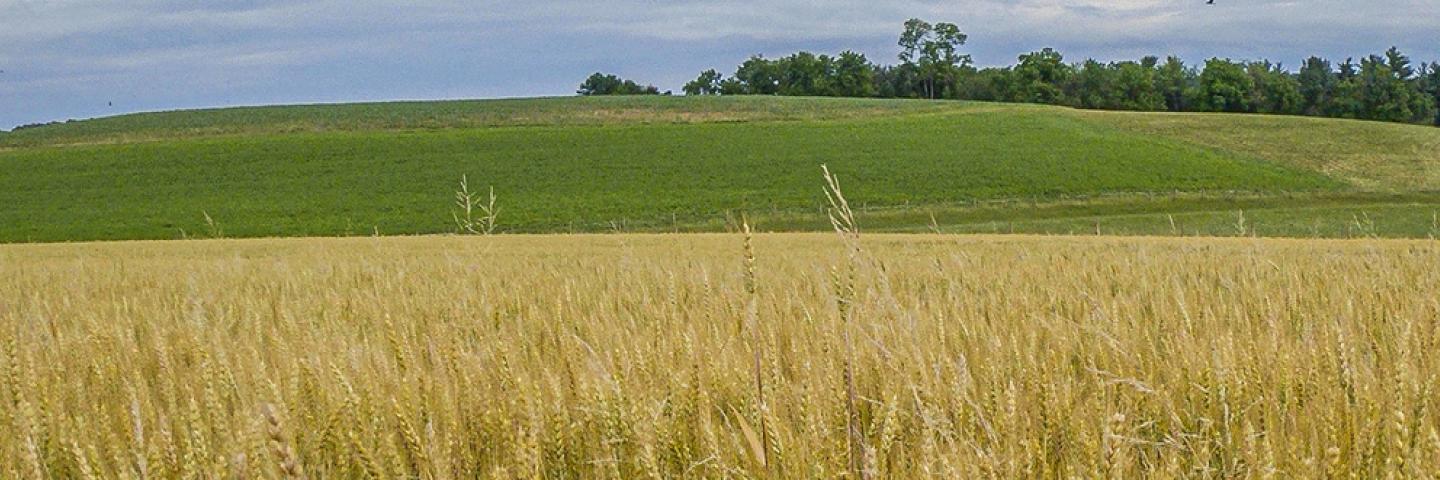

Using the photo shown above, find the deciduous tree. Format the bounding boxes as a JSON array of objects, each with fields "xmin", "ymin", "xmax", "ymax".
[
  {"xmin": 683, "ymin": 69, "xmax": 724, "ymax": 96},
  {"xmin": 1197, "ymin": 58, "xmax": 1252, "ymax": 112},
  {"xmin": 578, "ymin": 73, "xmax": 660, "ymax": 96},
  {"xmin": 1009, "ymin": 48, "xmax": 1071, "ymax": 104}
]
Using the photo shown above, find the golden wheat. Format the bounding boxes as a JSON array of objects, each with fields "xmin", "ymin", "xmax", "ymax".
[{"xmin": 1, "ymin": 233, "xmax": 1439, "ymax": 478}]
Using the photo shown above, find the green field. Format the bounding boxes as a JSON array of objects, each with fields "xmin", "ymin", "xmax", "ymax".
[{"xmin": 3, "ymin": 96, "xmax": 1438, "ymax": 242}]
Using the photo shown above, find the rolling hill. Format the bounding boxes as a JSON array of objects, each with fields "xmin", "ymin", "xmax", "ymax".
[{"xmin": 2, "ymin": 96, "xmax": 1438, "ymax": 242}]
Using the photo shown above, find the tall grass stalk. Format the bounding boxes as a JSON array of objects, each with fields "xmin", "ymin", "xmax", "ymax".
[
  {"xmin": 740, "ymin": 218, "xmax": 769, "ymax": 471},
  {"xmin": 453, "ymin": 175, "xmax": 498, "ymax": 235},
  {"xmin": 822, "ymin": 164, "xmax": 873, "ymax": 480}
]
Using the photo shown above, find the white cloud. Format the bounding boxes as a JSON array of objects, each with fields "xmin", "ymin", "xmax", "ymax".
[{"xmin": 4, "ymin": 0, "xmax": 1435, "ymax": 48}]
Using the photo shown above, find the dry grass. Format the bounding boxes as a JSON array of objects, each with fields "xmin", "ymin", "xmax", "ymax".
[
  {"xmin": 3, "ymin": 233, "xmax": 1440, "ymax": 478},
  {"xmin": 1076, "ymin": 109, "xmax": 1440, "ymax": 191}
]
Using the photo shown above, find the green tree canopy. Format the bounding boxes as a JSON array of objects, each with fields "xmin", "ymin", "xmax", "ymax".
[
  {"xmin": 832, "ymin": 51, "xmax": 878, "ymax": 98},
  {"xmin": 672, "ymin": 22, "xmax": 1439, "ymax": 127},
  {"xmin": 1297, "ymin": 57, "xmax": 1336, "ymax": 116},
  {"xmin": 577, "ymin": 73, "xmax": 660, "ymax": 96},
  {"xmin": 683, "ymin": 69, "xmax": 724, "ymax": 96},
  {"xmin": 1246, "ymin": 61, "xmax": 1302, "ymax": 115},
  {"xmin": 1424, "ymin": 63, "xmax": 1440, "ymax": 125},
  {"xmin": 1010, "ymin": 48, "xmax": 1071, "ymax": 104},
  {"xmin": 898, "ymin": 18, "xmax": 970, "ymax": 99},
  {"xmin": 1197, "ymin": 59, "xmax": 1253, "ymax": 113},
  {"xmin": 1156, "ymin": 57, "xmax": 1193, "ymax": 112}
]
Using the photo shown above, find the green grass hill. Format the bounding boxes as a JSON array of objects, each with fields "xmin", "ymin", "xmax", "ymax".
[{"xmin": 3, "ymin": 96, "xmax": 1438, "ymax": 242}]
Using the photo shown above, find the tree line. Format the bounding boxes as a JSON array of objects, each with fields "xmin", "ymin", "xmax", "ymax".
[
  {"xmin": 582, "ymin": 19, "xmax": 1440, "ymax": 126},
  {"xmin": 577, "ymin": 72, "xmax": 663, "ymax": 96}
]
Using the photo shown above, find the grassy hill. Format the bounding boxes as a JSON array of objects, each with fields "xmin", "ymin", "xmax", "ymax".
[{"xmin": 2, "ymin": 96, "xmax": 1437, "ymax": 242}]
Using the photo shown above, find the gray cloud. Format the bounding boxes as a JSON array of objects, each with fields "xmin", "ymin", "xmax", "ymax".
[{"xmin": 1, "ymin": 0, "xmax": 1437, "ymax": 129}]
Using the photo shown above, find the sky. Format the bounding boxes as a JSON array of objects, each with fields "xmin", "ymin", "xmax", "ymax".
[{"xmin": 1, "ymin": 0, "xmax": 1437, "ymax": 130}]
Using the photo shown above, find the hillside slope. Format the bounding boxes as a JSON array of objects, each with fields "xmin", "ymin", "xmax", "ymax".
[
  {"xmin": 2, "ymin": 97, "xmax": 1437, "ymax": 242},
  {"xmin": 0, "ymin": 97, "xmax": 967, "ymax": 149},
  {"xmin": 1078, "ymin": 110, "xmax": 1440, "ymax": 191}
]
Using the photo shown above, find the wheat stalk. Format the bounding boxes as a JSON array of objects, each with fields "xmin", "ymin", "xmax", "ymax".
[
  {"xmin": 740, "ymin": 217, "xmax": 770, "ymax": 471},
  {"xmin": 262, "ymin": 404, "xmax": 307, "ymax": 480},
  {"xmin": 4, "ymin": 209, "xmax": 1439, "ymax": 476},
  {"xmin": 822, "ymin": 164, "xmax": 873, "ymax": 480}
]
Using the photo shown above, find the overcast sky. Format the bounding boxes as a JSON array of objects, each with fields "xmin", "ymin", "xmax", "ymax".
[{"xmin": 1, "ymin": 0, "xmax": 1437, "ymax": 130}]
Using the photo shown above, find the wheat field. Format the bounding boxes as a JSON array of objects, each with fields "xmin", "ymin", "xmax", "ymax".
[{"xmin": 2, "ymin": 233, "xmax": 1439, "ymax": 478}]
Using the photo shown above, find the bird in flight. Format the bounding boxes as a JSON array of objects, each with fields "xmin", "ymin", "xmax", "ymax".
[{"xmin": 1207, "ymin": 0, "xmax": 1215, "ymax": 3}]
